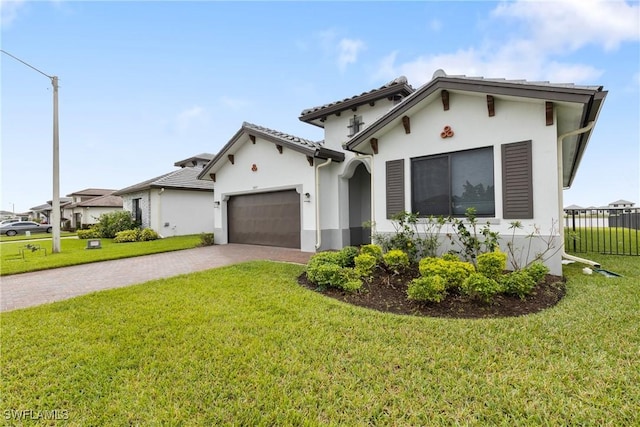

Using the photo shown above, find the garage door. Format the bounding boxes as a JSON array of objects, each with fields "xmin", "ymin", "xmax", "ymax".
[{"xmin": 228, "ymin": 190, "xmax": 301, "ymax": 248}]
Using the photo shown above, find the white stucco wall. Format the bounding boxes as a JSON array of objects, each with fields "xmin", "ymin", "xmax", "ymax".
[
  {"xmin": 369, "ymin": 92, "xmax": 564, "ymax": 274},
  {"xmin": 213, "ymin": 136, "xmax": 317, "ymax": 250},
  {"xmin": 77, "ymin": 207, "xmax": 124, "ymax": 226},
  {"xmin": 149, "ymin": 188, "xmax": 214, "ymax": 237}
]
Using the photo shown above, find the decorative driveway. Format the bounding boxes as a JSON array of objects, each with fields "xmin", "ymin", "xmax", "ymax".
[{"xmin": 0, "ymin": 244, "xmax": 312, "ymax": 312}]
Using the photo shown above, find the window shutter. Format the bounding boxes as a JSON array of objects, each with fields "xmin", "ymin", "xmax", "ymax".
[
  {"xmin": 502, "ymin": 140, "xmax": 533, "ymax": 219},
  {"xmin": 386, "ymin": 159, "xmax": 405, "ymax": 218}
]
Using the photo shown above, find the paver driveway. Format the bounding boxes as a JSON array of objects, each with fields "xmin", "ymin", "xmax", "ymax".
[{"xmin": 0, "ymin": 244, "xmax": 312, "ymax": 312}]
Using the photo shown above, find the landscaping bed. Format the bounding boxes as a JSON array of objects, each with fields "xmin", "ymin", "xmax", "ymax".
[{"xmin": 299, "ymin": 268, "xmax": 566, "ymax": 319}]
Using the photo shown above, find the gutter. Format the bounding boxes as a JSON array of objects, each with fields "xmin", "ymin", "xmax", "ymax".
[
  {"xmin": 557, "ymin": 121, "xmax": 600, "ymax": 268},
  {"xmin": 315, "ymin": 158, "xmax": 332, "ymax": 249}
]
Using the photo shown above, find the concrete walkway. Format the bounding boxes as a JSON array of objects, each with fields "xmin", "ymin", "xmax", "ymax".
[{"xmin": 0, "ymin": 244, "xmax": 312, "ymax": 312}]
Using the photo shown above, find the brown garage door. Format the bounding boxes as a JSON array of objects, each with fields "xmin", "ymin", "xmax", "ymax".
[{"xmin": 228, "ymin": 190, "xmax": 301, "ymax": 248}]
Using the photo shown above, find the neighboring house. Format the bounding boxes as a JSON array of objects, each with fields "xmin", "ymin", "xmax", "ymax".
[
  {"xmin": 199, "ymin": 71, "xmax": 606, "ymax": 275},
  {"xmin": 114, "ymin": 154, "xmax": 215, "ymax": 237},
  {"xmin": 67, "ymin": 193, "xmax": 124, "ymax": 228},
  {"xmin": 30, "ymin": 198, "xmax": 73, "ymax": 224},
  {"xmin": 65, "ymin": 189, "xmax": 120, "ymax": 229},
  {"xmin": 608, "ymin": 199, "xmax": 635, "ymax": 209}
]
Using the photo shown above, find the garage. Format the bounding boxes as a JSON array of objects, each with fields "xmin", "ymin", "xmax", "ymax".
[{"xmin": 228, "ymin": 190, "xmax": 301, "ymax": 248}]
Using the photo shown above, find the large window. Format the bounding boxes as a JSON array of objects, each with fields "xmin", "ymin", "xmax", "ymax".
[{"xmin": 411, "ymin": 147, "xmax": 495, "ymax": 216}]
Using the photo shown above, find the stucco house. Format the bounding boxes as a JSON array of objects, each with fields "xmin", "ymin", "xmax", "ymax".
[
  {"xmin": 114, "ymin": 154, "xmax": 215, "ymax": 237},
  {"xmin": 66, "ymin": 188, "xmax": 122, "ymax": 229},
  {"xmin": 199, "ymin": 71, "xmax": 606, "ymax": 275}
]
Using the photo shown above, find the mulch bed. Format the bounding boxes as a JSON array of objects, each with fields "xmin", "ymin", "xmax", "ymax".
[{"xmin": 298, "ymin": 267, "xmax": 566, "ymax": 319}]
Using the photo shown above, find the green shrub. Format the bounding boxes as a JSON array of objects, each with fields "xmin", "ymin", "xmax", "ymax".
[
  {"xmin": 140, "ymin": 228, "xmax": 160, "ymax": 241},
  {"xmin": 441, "ymin": 253, "xmax": 460, "ymax": 262},
  {"xmin": 418, "ymin": 257, "xmax": 475, "ymax": 290},
  {"xmin": 354, "ymin": 253, "xmax": 377, "ymax": 279},
  {"xmin": 360, "ymin": 244, "xmax": 383, "ymax": 261},
  {"xmin": 339, "ymin": 268, "xmax": 363, "ymax": 292},
  {"xmin": 501, "ymin": 270, "xmax": 536, "ymax": 299},
  {"xmin": 198, "ymin": 232, "xmax": 215, "ymax": 246},
  {"xmin": 477, "ymin": 250, "xmax": 507, "ymax": 280},
  {"xmin": 338, "ymin": 246, "xmax": 360, "ymax": 267},
  {"xmin": 461, "ymin": 273, "xmax": 502, "ymax": 303},
  {"xmin": 77, "ymin": 228, "xmax": 100, "ymax": 239},
  {"xmin": 114, "ymin": 229, "xmax": 141, "ymax": 243},
  {"xmin": 306, "ymin": 262, "xmax": 343, "ymax": 287},
  {"xmin": 383, "ymin": 249, "xmax": 410, "ymax": 273},
  {"xmin": 94, "ymin": 211, "xmax": 137, "ymax": 238},
  {"xmin": 407, "ymin": 275, "xmax": 447, "ymax": 303},
  {"xmin": 525, "ymin": 262, "xmax": 549, "ymax": 284}
]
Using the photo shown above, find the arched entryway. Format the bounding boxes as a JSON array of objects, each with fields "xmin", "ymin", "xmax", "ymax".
[{"xmin": 348, "ymin": 162, "xmax": 371, "ymax": 246}]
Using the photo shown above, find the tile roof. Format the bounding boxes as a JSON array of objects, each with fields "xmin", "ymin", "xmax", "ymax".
[
  {"xmin": 174, "ymin": 153, "xmax": 215, "ymax": 168},
  {"xmin": 115, "ymin": 167, "xmax": 215, "ymax": 195},
  {"xmin": 66, "ymin": 188, "xmax": 116, "ymax": 197},
  {"xmin": 299, "ymin": 76, "xmax": 414, "ymax": 122},
  {"xmin": 70, "ymin": 193, "xmax": 123, "ymax": 208},
  {"xmin": 242, "ymin": 122, "xmax": 323, "ymax": 149}
]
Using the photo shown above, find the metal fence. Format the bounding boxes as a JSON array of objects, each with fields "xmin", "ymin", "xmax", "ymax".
[{"xmin": 564, "ymin": 207, "xmax": 639, "ymax": 256}]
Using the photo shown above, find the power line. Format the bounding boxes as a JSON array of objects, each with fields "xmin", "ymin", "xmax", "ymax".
[{"xmin": 1, "ymin": 49, "xmax": 53, "ymax": 80}]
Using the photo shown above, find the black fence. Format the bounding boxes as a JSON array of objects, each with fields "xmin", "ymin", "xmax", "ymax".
[{"xmin": 564, "ymin": 207, "xmax": 639, "ymax": 256}]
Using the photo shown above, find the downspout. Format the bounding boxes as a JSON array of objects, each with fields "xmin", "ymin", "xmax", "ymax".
[
  {"xmin": 315, "ymin": 158, "xmax": 333, "ymax": 249},
  {"xmin": 355, "ymin": 154, "xmax": 375, "ymax": 239},
  {"xmin": 557, "ymin": 121, "xmax": 600, "ymax": 268}
]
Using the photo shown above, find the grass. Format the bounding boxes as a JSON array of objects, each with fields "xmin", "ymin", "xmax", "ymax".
[
  {"xmin": 0, "ymin": 231, "xmax": 76, "ymax": 243},
  {"xmin": 1, "ymin": 253, "xmax": 638, "ymax": 425},
  {"xmin": 0, "ymin": 235, "xmax": 202, "ymax": 276},
  {"xmin": 565, "ymin": 227, "xmax": 639, "ymax": 256}
]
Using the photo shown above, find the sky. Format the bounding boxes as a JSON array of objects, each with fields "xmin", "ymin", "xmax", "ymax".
[{"xmin": 1, "ymin": 0, "xmax": 639, "ymax": 214}]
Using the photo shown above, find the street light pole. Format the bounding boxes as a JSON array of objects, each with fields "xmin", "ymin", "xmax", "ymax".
[{"xmin": 1, "ymin": 49, "xmax": 61, "ymax": 252}]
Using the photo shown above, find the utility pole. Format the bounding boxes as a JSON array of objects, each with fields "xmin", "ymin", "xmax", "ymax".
[{"xmin": 1, "ymin": 49, "xmax": 61, "ymax": 252}]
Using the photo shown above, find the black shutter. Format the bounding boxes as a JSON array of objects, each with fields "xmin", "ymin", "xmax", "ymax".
[
  {"xmin": 386, "ymin": 159, "xmax": 405, "ymax": 218},
  {"xmin": 502, "ymin": 140, "xmax": 533, "ymax": 219}
]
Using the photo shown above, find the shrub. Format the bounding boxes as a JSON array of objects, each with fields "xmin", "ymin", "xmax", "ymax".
[
  {"xmin": 501, "ymin": 270, "xmax": 536, "ymax": 299},
  {"xmin": 114, "ymin": 229, "xmax": 141, "ymax": 243},
  {"xmin": 77, "ymin": 228, "xmax": 100, "ymax": 239},
  {"xmin": 94, "ymin": 211, "xmax": 137, "ymax": 238},
  {"xmin": 339, "ymin": 268, "xmax": 363, "ymax": 292},
  {"xmin": 418, "ymin": 257, "xmax": 475, "ymax": 290},
  {"xmin": 199, "ymin": 233, "xmax": 215, "ymax": 246},
  {"xmin": 383, "ymin": 249, "xmax": 410, "ymax": 273},
  {"xmin": 354, "ymin": 253, "xmax": 377, "ymax": 279},
  {"xmin": 441, "ymin": 253, "xmax": 460, "ymax": 262},
  {"xmin": 477, "ymin": 250, "xmax": 507, "ymax": 281},
  {"xmin": 337, "ymin": 246, "xmax": 360, "ymax": 268},
  {"xmin": 140, "ymin": 228, "xmax": 160, "ymax": 241},
  {"xmin": 407, "ymin": 275, "xmax": 447, "ymax": 303},
  {"xmin": 360, "ymin": 244, "xmax": 383, "ymax": 262},
  {"xmin": 306, "ymin": 251, "xmax": 362, "ymax": 292},
  {"xmin": 306, "ymin": 262, "xmax": 343, "ymax": 288},
  {"xmin": 525, "ymin": 262, "xmax": 549, "ymax": 284},
  {"xmin": 461, "ymin": 273, "xmax": 502, "ymax": 303}
]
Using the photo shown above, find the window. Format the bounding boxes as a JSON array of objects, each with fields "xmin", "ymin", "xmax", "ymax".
[
  {"xmin": 347, "ymin": 115, "xmax": 364, "ymax": 137},
  {"xmin": 132, "ymin": 198, "xmax": 142, "ymax": 224},
  {"xmin": 411, "ymin": 147, "xmax": 495, "ymax": 216}
]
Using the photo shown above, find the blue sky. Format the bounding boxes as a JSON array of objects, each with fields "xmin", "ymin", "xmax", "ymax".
[{"xmin": 1, "ymin": 0, "xmax": 638, "ymax": 214}]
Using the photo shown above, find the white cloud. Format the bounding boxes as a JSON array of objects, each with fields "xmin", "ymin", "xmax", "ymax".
[
  {"xmin": 428, "ymin": 19, "xmax": 442, "ymax": 32},
  {"xmin": 337, "ymin": 38, "xmax": 365, "ymax": 71},
  {"xmin": 1, "ymin": 0, "xmax": 27, "ymax": 27},
  {"xmin": 372, "ymin": 0, "xmax": 631, "ymax": 86},
  {"xmin": 175, "ymin": 106, "xmax": 207, "ymax": 132},
  {"xmin": 219, "ymin": 96, "xmax": 250, "ymax": 111}
]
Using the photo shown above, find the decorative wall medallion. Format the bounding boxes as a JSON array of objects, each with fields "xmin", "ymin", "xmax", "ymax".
[
  {"xmin": 440, "ymin": 125, "xmax": 454, "ymax": 139},
  {"xmin": 251, "ymin": 164, "xmax": 258, "ymax": 172}
]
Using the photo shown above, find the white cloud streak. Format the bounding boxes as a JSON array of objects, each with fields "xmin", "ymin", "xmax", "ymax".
[
  {"xmin": 337, "ymin": 38, "xmax": 365, "ymax": 71},
  {"xmin": 1, "ymin": 0, "xmax": 27, "ymax": 27}
]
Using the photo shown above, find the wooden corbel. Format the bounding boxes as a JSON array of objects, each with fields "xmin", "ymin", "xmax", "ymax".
[
  {"xmin": 276, "ymin": 144, "xmax": 283, "ymax": 154},
  {"xmin": 546, "ymin": 102, "xmax": 554, "ymax": 126},
  {"xmin": 402, "ymin": 115, "xmax": 411, "ymax": 134},
  {"xmin": 307, "ymin": 156, "xmax": 314, "ymax": 167},
  {"xmin": 209, "ymin": 173, "xmax": 216, "ymax": 182},
  {"xmin": 370, "ymin": 138, "xmax": 378, "ymax": 155},
  {"xmin": 369, "ymin": 101, "xmax": 375, "ymax": 107},
  {"xmin": 228, "ymin": 154, "xmax": 234, "ymax": 165},
  {"xmin": 249, "ymin": 135, "xmax": 256, "ymax": 144},
  {"xmin": 487, "ymin": 95, "xmax": 495, "ymax": 117},
  {"xmin": 441, "ymin": 90, "xmax": 450, "ymax": 111}
]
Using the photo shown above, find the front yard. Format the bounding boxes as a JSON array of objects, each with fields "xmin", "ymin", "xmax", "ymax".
[
  {"xmin": 1, "ymin": 252, "xmax": 638, "ymax": 425},
  {"xmin": 0, "ymin": 235, "xmax": 202, "ymax": 276}
]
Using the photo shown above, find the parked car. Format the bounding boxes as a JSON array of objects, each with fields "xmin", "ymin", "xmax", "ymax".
[
  {"xmin": 0, "ymin": 219, "xmax": 21, "ymax": 225},
  {"xmin": 0, "ymin": 221, "xmax": 52, "ymax": 236}
]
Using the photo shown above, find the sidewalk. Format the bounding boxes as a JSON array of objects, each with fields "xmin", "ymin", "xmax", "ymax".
[{"xmin": 0, "ymin": 244, "xmax": 312, "ymax": 312}]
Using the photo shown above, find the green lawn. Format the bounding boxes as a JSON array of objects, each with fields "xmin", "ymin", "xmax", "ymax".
[
  {"xmin": 0, "ymin": 235, "xmax": 202, "ymax": 276},
  {"xmin": 1, "ymin": 253, "xmax": 638, "ymax": 425},
  {"xmin": 0, "ymin": 231, "xmax": 76, "ymax": 243},
  {"xmin": 565, "ymin": 226, "xmax": 639, "ymax": 256}
]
